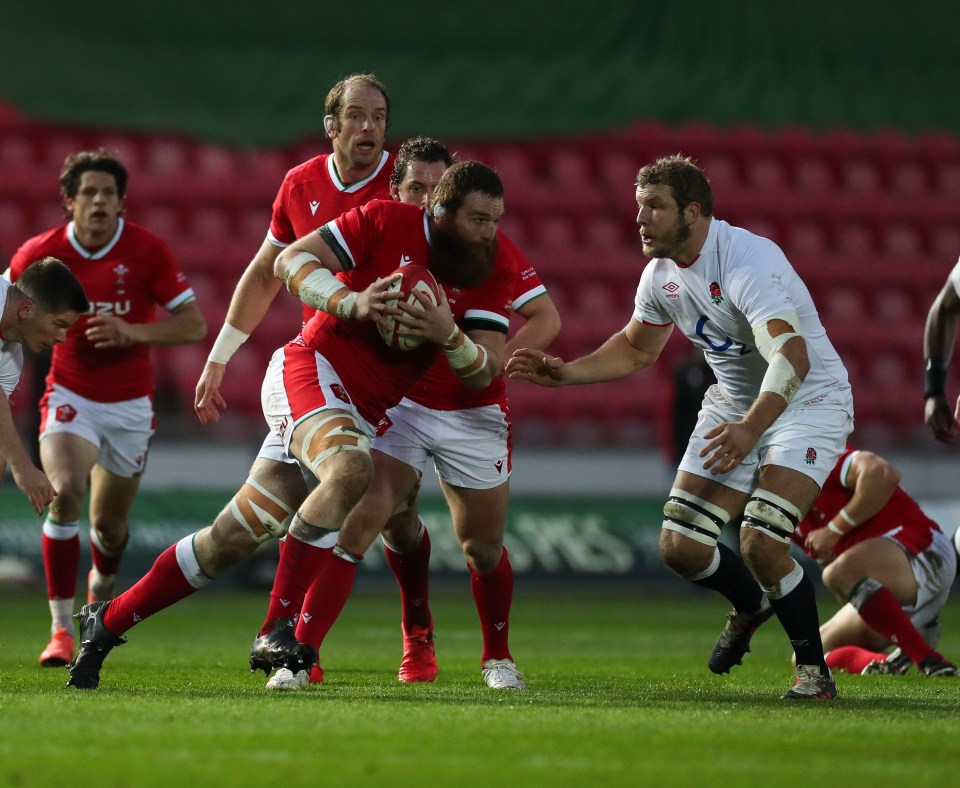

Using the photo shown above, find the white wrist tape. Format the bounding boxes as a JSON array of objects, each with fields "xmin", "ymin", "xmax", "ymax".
[
  {"xmin": 759, "ymin": 352, "xmax": 802, "ymax": 404},
  {"xmin": 207, "ymin": 323, "xmax": 250, "ymax": 364},
  {"xmin": 838, "ymin": 508, "xmax": 857, "ymax": 527},
  {"xmin": 442, "ymin": 325, "xmax": 487, "ymax": 377},
  {"xmin": 297, "ymin": 266, "xmax": 355, "ymax": 317},
  {"xmin": 827, "ymin": 521, "xmax": 846, "ymax": 536}
]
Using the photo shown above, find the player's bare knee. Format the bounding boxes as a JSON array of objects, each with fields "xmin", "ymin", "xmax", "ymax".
[{"xmin": 462, "ymin": 538, "xmax": 501, "ymax": 573}]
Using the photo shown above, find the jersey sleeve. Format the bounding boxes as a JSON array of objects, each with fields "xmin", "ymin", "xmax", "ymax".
[
  {"xmin": 267, "ymin": 172, "xmax": 296, "ymax": 247},
  {"xmin": 633, "ymin": 264, "xmax": 672, "ymax": 326},
  {"xmin": 147, "ymin": 237, "xmax": 195, "ymax": 311},
  {"xmin": 499, "ymin": 233, "xmax": 547, "ymax": 312},
  {"xmin": 465, "ymin": 262, "xmax": 513, "ymax": 335},
  {"xmin": 322, "ymin": 202, "xmax": 382, "ymax": 273},
  {"xmin": 8, "ymin": 237, "xmax": 41, "ymax": 281},
  {"xmin": 724, "ymin": 237, "xmax": 798, "ymax": 327}
]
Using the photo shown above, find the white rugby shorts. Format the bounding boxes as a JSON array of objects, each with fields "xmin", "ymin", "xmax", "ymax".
[
  {"xmin": 260, "ymin": 344, "xmax": 375, "ymax": 454},
  {"xmin": 39, "ymin": 384, "xmax": 154, "ymax": 478},
  {"xmin": 898, "ymin": 528, "xmax": 957, "ymax": 645},
  {"xmin": 678, "ymin": 384, "xmax": 853, "ymax": 492},
  {"xmin": 374, "ymin": 398, "xmax": 511, "ymax": 489}
]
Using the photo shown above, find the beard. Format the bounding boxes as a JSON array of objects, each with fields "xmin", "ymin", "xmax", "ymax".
[
  {"xmin": 648, "ymin": 215, "xmax": 692, "ymax": 260},
  {"xmin": 429, "ymin": 224, "xmax": 497, "ymax": 288}
]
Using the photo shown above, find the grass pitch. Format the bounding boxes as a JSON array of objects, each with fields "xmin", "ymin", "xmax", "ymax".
[{"xmin": 2, "ymin": 586, "xmax": 959, "ymax": 787}]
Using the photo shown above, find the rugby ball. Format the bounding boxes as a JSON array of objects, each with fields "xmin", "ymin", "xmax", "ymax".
[{"xmin": 378, "ymin": 263, "xmax": 442, "ymax": 351}]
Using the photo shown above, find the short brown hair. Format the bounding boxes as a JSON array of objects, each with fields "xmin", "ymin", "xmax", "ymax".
[
  {"xmin": 636, "ymin": 154, "xmax": 713, "ymax": 217},
  {"xmin": 15, "ymin": 257, "xmax": 90, "ymax": 315},
  {"xmin": 324, "ymin": 73, "xmax": 390, "ymax": 129},
  {"xmin": 390, "ymin": 136, "xmax": 453, "ymax": 189},
  {"xmin": 59, "ymin": 148, "xmax": 128, "ymax": 199},
  {"xmin": 430, "ymin": 160, "xmax": 503, "ymax": 216}
]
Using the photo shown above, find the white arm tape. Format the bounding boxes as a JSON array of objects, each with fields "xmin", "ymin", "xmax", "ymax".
[
  {"xmin": 297, "ymin": 266, "xmax": 356, "ymax": 318},
  {"xmin": 207, "ymin": 323, "xmax": 250, "ymax": 364},
  {"xmin": 753, "ymin": 310, "xmax": 802, "ymax": 362},
  {"xmin": 284, "ymin": 251, "xmax": 322, "ymax": 284},
  {"xmin": 759, "ymin": 352, "xmax": 802, "ymax": 403}
]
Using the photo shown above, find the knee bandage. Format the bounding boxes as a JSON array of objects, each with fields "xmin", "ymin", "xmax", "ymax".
[
  {"xmin": 300, "ymin": 411, "xmax": 370, "ymax": 477},
  {"xmin": 662, "ymin": 487, "xmax": 731, "ymax": 546},
  {"xmin": 742, "ymin": 490, "xmax": 802, "ymax": 544},
  {"xmin": 230, "ymin": 478, "xmax": 296, "ymax": 543}
]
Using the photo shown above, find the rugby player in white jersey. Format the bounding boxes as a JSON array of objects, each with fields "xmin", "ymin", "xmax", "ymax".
[{"xmin": 508, "ymin": 154, "xmax": 854, "ymax": 700}]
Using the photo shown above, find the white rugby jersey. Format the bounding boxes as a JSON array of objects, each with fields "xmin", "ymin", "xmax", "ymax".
[
  {"xmin": 0, "ymin": 278, "xmax": 25, "ymax": 397},
  {"xmin": 634, "ymin": 218, "xmax": 852, "ymax": 415},
  {"xmin": 947, "ymin": 256, "xmax": 960, "ymax": 297}
]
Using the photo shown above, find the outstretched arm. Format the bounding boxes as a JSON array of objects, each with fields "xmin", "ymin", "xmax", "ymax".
[
  {"xmin": 924, "ymin": 275, "xmax": 960, "ymax": 443},
  {"xmin": 506, "ymin": 318, "xmax": 672, "ymax": 387}
]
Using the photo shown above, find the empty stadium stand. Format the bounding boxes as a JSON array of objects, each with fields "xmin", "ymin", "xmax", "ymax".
[{"xmin": 2, "ymin": 112, "xmax": 958, "ymax": 450}]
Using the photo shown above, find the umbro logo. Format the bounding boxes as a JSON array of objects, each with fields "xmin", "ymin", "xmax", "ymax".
[
  {"xmin": 309, "ymin": 200, "xmax": 320, "ymax": 216},
  {"xmin": 399, "ymin": 254, "xmax": 413, "ymax": 267},
  {"xmin": 662, "ymin": 281, "xmax": 680, "ymax": 299}
]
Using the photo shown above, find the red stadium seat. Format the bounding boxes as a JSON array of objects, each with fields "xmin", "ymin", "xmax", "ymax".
[
  {"xmin": 879, "ymin": 222, "xmax": 925, "ymax": 259},
  {"xmin": 887, "ymin": 160, "xmax": 930, "ymax": 196},
  {"xmin": 793, "ymin": 156, "xmax": 835, "ymax": 194},
  {"xmin": 835, "ymin": 223, "xmax": 876, "ymax": 258},
  {"xmin": 838, "ymin": 160, "xmax": 883, "ymax": 195}
]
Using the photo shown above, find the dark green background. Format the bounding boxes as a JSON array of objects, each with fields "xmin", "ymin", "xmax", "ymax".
[{"xmin": 2, "ymin": 2, "xmax": 955, "ymax": 146}]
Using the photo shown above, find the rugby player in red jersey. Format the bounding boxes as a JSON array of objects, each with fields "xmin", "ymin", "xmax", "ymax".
[{"xmin": 8, "ymin": 150, "xmax": 206, "ymax": 669}]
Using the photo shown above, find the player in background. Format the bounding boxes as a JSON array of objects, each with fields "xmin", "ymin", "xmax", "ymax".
[
  {"xmin": 7, "ymin": 150, "xmax": 206, "ymax": 669},
  {"xmin": 922, "ymin": 256, "xmax": 960, "ymax": 564},
  {"xmin": 791, "ymin": 446, "xmax": 958, "ymax": 677},
  {"xmin": 0, "ymin": 258, "xmax": 88, "ymax": 512},
  {"xmin": 65, "ymin": 161, "xmax": 514, "ymax": 689},
  {"xmin": 253, "ymin": 137, "xmax": 560, "ymax": 691},
  {"xmin": 508, "ymin": 155, "xmax": 854, "ymax": 700}
]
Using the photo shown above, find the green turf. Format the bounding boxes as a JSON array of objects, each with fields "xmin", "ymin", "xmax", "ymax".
[{"xmin": 2, "ymin": 587, "xmax": 959, "ymax": 787}]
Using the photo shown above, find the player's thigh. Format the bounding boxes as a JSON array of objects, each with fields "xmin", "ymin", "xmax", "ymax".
[
  {"xmin": 39, "ymin": 431, "xmax": 99, "ymax": 489},
  {"xmin": 443, "ymin": 481, "xmax": 510, "ymax": 548},
  {"xmin": 824, "ymin": 537, "xmax": 918, "ymax": 606},
  {"xmin": 820, "ymin": 602, "xmax": 889, "ymax": 652}
]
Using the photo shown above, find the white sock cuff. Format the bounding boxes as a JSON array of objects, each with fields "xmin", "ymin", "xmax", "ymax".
[
  {"xmin": 43, "ymin": 519, "xmax": 79, "ymax": 540},
  {"xmin": 174, "ymin": 534, "xmax": 213, "ymax": 590},
  {"xmin": 762, "ymin": 559, "xmax": 805, "ymax": 600}
]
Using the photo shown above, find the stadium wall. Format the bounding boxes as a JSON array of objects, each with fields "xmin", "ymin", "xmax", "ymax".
[{"xmin": 1, "ymin": 1, "xmax": 958, "ymax": 145}]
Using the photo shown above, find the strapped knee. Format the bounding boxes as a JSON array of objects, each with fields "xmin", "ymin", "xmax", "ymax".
[
  {"xmin": 662, "ymin": 487, "xmax": 731, "ymax": 546},
  {"xmin": 742, "ymin": 490, "xmax": 802, "ymax": 544},
  {"xmin": 848, "ymin": 576, "xmax": 883, "ymax": 611},
  {"xmin": 300, "ymin": 411, "xmax": 370, "ymax": 477},
  {"xmin": 230, "ymin": 478, "xmax": 296, "ymax": 543}
]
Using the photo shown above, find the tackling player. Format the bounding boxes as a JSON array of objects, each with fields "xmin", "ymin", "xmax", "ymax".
[
  {"xmin": 7, "ymin": 150, "xmax": 206, "ymax": 669},
  {"xmin": 791, "ymin": 446, "xmax": 958, "ymax": 677},
  {"xmin": 508, "ymin": 154, "xmax": 854, "ymax": 700},
  {"xmin": 253, "ymin": 138, "xmax": 560, "ymax": 691}
]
